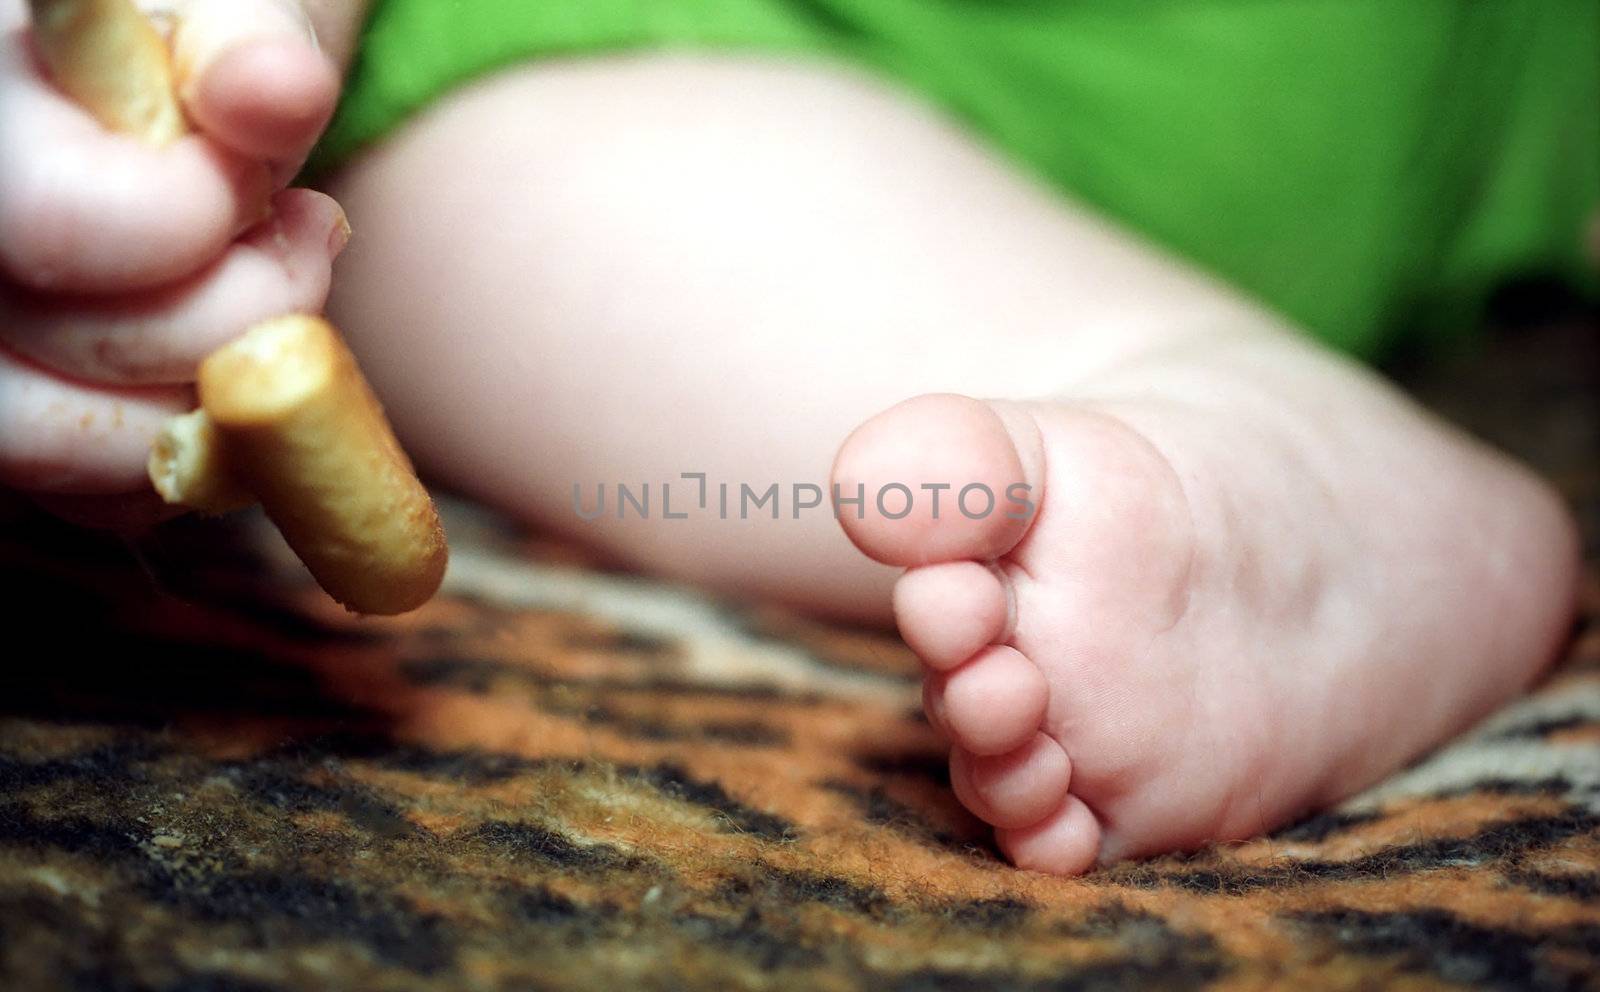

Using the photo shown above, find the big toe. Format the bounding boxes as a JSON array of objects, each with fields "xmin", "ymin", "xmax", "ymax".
[{"xmin": 832, "ymin": 394, "xmax": 1042, "ymax": 567}]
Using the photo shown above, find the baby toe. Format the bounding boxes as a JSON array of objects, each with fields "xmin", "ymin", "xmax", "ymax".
[{"xmin": 935, "ymin": 645, "xmax": 1047, "ymax": 756}]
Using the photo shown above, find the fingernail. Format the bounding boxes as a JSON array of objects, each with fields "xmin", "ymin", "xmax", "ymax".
[{"xmin": 328, "ymin": 206, "xmax": 352, "ymax": 256}]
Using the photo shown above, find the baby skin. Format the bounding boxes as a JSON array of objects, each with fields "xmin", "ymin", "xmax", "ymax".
[{"xmin": 0, "ymin": 2, "xmax": 1581, "ymax": 874}]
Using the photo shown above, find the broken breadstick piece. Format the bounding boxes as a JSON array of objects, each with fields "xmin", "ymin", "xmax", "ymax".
[
  {"xmin": 197, "ymin": 315, "xmax": 448, "ymax": 616},
  {"xmin": 147, "ymin": 409, "xmax": 253, "ymax": 514},
  {"xmin": 27, "ymin": 0, "xmax": 188, "ymax": 145}
]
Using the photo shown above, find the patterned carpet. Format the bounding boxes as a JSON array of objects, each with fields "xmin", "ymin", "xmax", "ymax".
[{"xmin": 0, "ymin": 317, "xmax": 1596, "ymax": 991}]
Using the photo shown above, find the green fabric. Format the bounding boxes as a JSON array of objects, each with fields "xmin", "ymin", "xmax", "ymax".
[{"xmin": 310, "ymin": 0, "xmax": 1599, "ymax": 358}]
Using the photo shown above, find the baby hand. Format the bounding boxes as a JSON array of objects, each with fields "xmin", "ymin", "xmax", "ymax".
[{"xmin": 0, "ymin": 0, "xmax": 348, "ymax": 528}]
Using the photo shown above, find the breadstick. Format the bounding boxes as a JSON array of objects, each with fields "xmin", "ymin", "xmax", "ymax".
[
  {"xmin": 197, "ymin": 315, "xmax": 448, "ymax": 616},
  {"xmin": 27, "ymin": 0, "xmax": 187, "ymax": 145},
  {"xmin": 147, "ymin": 409, "xmax": 253, "ymax": 513}
]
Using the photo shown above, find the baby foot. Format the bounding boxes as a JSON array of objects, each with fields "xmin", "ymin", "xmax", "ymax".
[{"xmin": 832, "ymin": 372, "xmax": 1578, "ymax": 874}]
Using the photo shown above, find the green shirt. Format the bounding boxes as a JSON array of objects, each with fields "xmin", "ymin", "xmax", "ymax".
[{"xmin": 311, "ymin": 0, "xmax": 1600, "ymax": 359}]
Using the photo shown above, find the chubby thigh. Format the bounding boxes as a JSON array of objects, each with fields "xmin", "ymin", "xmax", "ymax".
[{"xmin": 319, "ymin": 54, "xmax": 1264, "ymax": 621}]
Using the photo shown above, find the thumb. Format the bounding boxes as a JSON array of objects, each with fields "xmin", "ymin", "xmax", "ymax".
[{"xmin": 169, "ymin": 0, "xmax": 339, "ymax": 167}]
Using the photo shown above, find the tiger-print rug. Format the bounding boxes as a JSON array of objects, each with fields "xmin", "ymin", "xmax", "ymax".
[{"xmin": 1, "ymin": 318, "xmax": 1596, "ymax": 991}]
